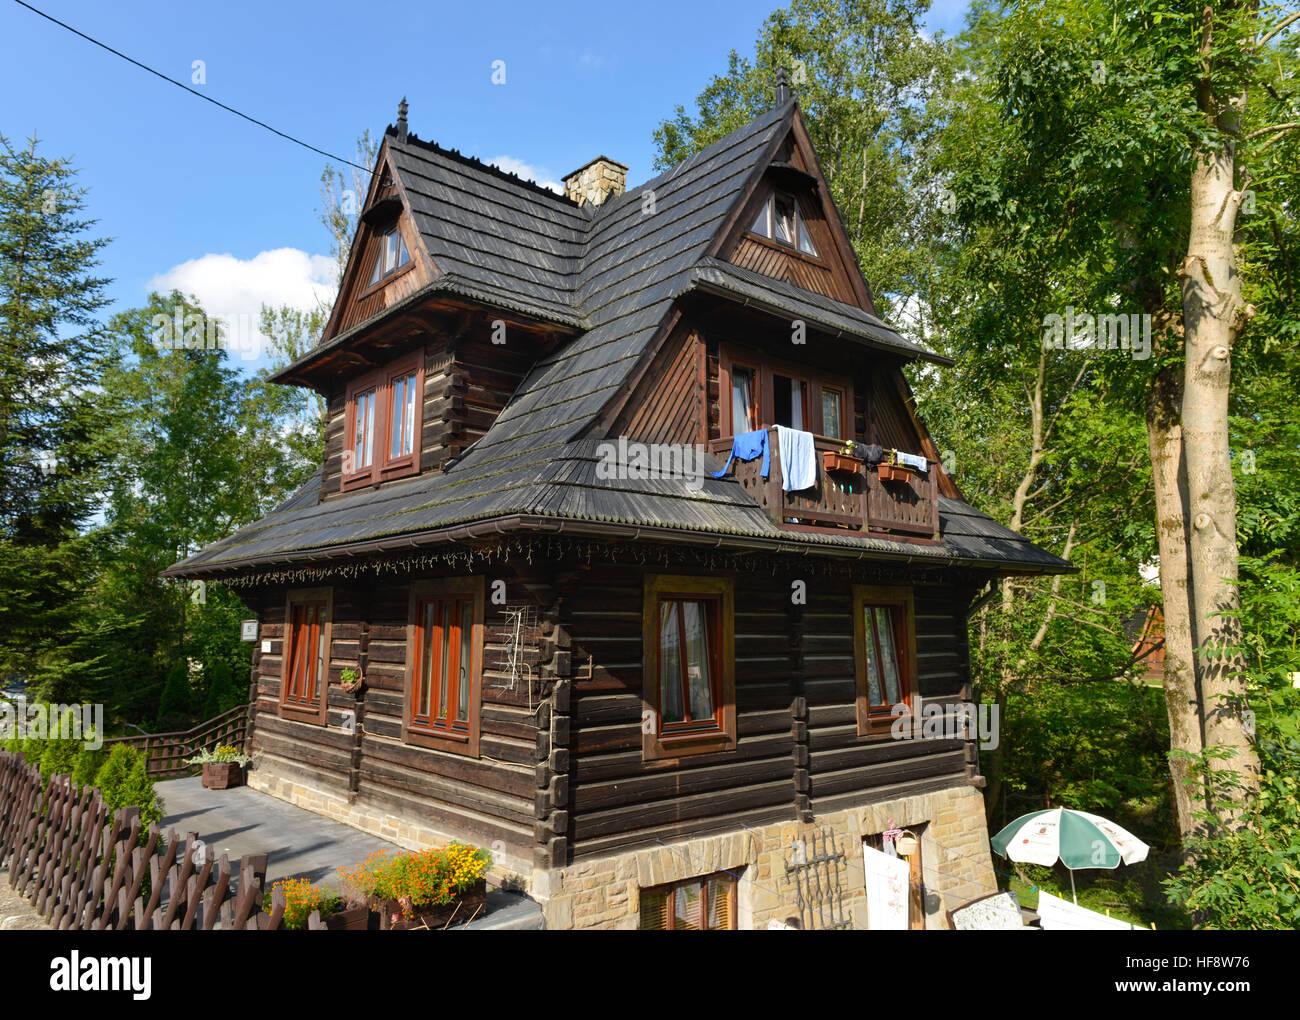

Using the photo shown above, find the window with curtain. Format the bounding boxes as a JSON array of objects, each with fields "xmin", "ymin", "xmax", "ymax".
[
  {"xmin": 368, "ymin": 225, "xmax": 411, "ymax": 286},
  {"xmin": 854, "ymin": 586, "xmax": 913, "ymax": 733},
  {"xmin": 389, "ymin": 370, "xmax": 419, "ymax": 460},
  {"xmin": 343, "ymin": 351, "xmax": 424, "ymax": 490},
  {"xmin": 281, "ymin": 589, "xmax": 331, "ymax": 723},
  {"xmin": 821, "ymin": 387, "xmax": 843, "ymax": 439},
  {"xmin": 643, "ymin": 575, "xmax": 735, "ymax": 761},
  {"xmin": 351, "ymin": 388, "xmax": 376, "ymax": 471},
  {"xmin": 639, "ymin": 872, "xmax": 737, "ymax": 930},
  {"xmin": 730, "ymin": 365, "xmax": 757, "ymax": 433}
]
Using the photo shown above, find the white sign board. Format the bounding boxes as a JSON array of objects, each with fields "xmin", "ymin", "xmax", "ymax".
[
  {"xmin": 1036, "ymin": 890, "xmax": 1148, "ymax": 931},
  {"xmin": 863, "ymin": 844, "xmax": 910, "ymax": 930},
  {"xmin": 240, "ymin": 619, "xmax": 259, "ymax": 642}
]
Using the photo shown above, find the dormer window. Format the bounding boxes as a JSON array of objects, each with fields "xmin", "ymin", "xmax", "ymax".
[
  {"xmin": 749, "ymin": 191, "xmax": 818, "ymax": 258},
  {"xmin": 368, "ymin": 225, "xmax": 411, "ymax": 287},
  {"xmin": 342, "ymin": 350, "xmax": 424, "ymax": 490}
]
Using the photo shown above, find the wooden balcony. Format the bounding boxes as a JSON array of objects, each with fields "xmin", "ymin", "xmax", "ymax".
[{"xmin": 708, "ymin": 429, "xmax": 939, "ymax": 540}]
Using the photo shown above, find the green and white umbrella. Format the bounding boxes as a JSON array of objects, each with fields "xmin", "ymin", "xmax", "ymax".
[{"xmin": 991, "ymin": 807, "xmax": 1148, "ymax": 903}]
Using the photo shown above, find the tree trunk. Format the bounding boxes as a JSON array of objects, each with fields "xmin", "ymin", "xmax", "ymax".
[
  {"xmin": 1179, "ymin": 135, "xmax": 1260, "ymax": 827},
  {"xmin": 1146, "ymin": 363, "xmax": 1208, "ymax": 846}
]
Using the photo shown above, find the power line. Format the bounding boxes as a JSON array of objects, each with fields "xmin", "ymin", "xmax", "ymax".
[{"xmin": 12, "ymin": 0, "xmax": 372, "ymax": 173}]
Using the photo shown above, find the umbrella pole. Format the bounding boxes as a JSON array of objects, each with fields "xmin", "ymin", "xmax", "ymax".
[{"xmin": 1069, "ymin": 868, "xmax": 1077, "ymax": 905}]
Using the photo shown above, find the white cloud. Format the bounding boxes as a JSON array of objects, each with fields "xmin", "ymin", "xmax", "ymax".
[
  {"xmin": 147, "ymin": 248, "xmax": 337, "ymax": 363},
  {"xmin": 489, "ymin": 155, "xmax": 564, "ymax": 194}
]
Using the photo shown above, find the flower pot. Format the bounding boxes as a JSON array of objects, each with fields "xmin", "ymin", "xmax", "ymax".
[
  {"xmin": 340, "ymin": 678, "xmax": 364, "ymax": 696},
  {"xmin": 822, "ymin": 451, "xmax": 863, "ymax": 475},
  {"xmin": 323, "ymin": 904, "xmax": 370, "ymax": 931},
  {"xmin": 376, "ymin": 879, "xmax": 488, "ymax": 930},
  {"xmin": 201, "ymin": 761, "xmax": 243, "ymax": 789},
  {"xmin": 877, "ymin": 463, "xmax": 912, "ymax": 484}
]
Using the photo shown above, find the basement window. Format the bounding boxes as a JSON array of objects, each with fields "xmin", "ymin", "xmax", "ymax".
[{"xmin": 640, "ymin": 872, "xmax": 738, "ymax": 930}]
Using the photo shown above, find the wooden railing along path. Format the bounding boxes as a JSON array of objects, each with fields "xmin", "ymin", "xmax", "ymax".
[
  {"xmin": 104, "ymin": 704, "xmax": 250, "ymax": 779},
  {"xmin": 0, "ymin": 750, "xmax": 290, "ymax": 930}
]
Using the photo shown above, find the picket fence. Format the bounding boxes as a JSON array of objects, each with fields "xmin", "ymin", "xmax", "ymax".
[{"xmin": 0, "ymin": 750, "xmax": 310, "ymax": 930}]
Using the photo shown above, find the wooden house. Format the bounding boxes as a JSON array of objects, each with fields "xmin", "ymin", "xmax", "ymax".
[{"xmin": 167, "ymin": 81, "xmax": 1068, "ymax": 929}]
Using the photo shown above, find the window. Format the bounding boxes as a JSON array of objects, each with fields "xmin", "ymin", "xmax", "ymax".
[
  {"xmin": 719, "ymin": 345, "xmax": 852, "ymax": 440},
  {"xmin": 368, "ymin": 225, "xmax": 411, "ymax": 286},
  {"xmin": 853, "ymin": 585, "xmax": 915, "ymax": 735},
  {"xmin": 643, "ymin": 575, "xmax": 735, "ymax": 761},
  {"xmin": 730, "ymin": 364, "xmax": 759, "ymax": 433},
  {"xmin": 749, "ymin": 191, "xmax": 819, "ymax": 258},
  {"xmin": 404, "ymin": 577, "xmax": 484, "ymax": 755},
  {"xmin": 821, "ymin": 387, "xmax": 843, "ymax": 439},
  {"xmin": 280, "ymin": 588, "xmax": 332, "ymax": 724},
  {"xmin": 342, "ymin": 350, "xmax": 424, "ymax": 490},
  {"xmin": 640, "ymin": 872, "xmax": 738, "ymax": 930}
]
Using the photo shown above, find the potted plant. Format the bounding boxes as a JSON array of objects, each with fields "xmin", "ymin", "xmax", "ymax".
[
  {"xmin": 822, "ymin": 439, "xmax": 864, "ymax": 475},
  {"xmin": 343, "ymin": 843, "xmax": 492, "ymax": 930},
  {"xmin": 877, "ymin": 462, "xmax": 911, "ymax": 483},
  {"xmin": 187, "ymin": 744, "xmax": 251, "ymax": 789},
  {"xmin": 339, "ymin": 667, "xmax": 364, "ymax": 695}
]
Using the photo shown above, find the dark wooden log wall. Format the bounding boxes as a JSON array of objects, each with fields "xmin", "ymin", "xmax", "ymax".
[
  {"xmin": 246, "ymin": 573, "xmax": 542, "ymax": 861},
  {"xmin": 562, "ymin": 564, "xmax": 973, "ymax": 861},
  {"xmin": 320, "ymin": 326, "xmax": 532, "ymax": 500}
]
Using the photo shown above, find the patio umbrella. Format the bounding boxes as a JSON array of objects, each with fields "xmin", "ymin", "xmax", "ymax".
[{"xmin": 990, "ymin": 807, "xmax": 1148, "ymax": 904}]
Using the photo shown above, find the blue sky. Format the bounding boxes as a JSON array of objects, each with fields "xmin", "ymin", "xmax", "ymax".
[{"xmin": 2, "ymin": 0, "xmax": 974, "ymax": 369}]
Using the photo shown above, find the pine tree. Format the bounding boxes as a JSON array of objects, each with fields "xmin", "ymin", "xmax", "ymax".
[{"xmin": 156, "ymin": 660, "xmax": 192, "ymax": 731}]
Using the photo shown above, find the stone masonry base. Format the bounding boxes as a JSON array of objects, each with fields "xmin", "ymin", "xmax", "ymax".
[{"xmin": 250, "ymin": 763, "xmax": 994, "ymax": 930}]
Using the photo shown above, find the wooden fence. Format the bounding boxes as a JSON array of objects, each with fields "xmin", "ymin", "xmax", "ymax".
[
  {"xmin": 104, "ymin": 704, "xmax": 251, "ymax": 779},
  {"xmin": 0, "ymin": 749, "xmax": 292, "ymax": 930}
]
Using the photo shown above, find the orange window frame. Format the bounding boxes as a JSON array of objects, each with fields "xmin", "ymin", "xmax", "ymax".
[
  {"xmin": 404, "ymin": 577, "xmax": 484, "ymax": 756},
  {"xmin": 639, "ymin": 872, "xmax": 738, "ymax": 930},
  {"xmin": 280, "ymin": 587, "xmax": 332, "ymax": 725},
  {"xmin": 342, "ymin": 350, "xmax": 425, "ymax": 491}
]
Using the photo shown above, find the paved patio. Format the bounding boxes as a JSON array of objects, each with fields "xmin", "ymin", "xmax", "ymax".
[
  {"xmin": 156, "ymin": 777, "xmax": 544, "ymax": 928},
  {"xmin": 157, "ymin": 776, "xmax": 398, "ymax": 885}
]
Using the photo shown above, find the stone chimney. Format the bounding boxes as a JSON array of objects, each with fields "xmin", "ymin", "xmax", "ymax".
[{"xmin": 562, "ymin": 156, "xmax": 628, "ymax": 207}]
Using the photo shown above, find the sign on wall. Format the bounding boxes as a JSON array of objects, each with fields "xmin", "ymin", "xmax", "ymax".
[
  {"xmin": 863, "ymin": 845, "xmax": 910, "ymax": 930},
  {"xmin": 240, "ymin": 619, "xmax": 258, "ymax": 642}
]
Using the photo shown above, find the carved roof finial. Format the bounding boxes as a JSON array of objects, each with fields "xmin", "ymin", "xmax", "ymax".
[
  {"xmin": 397, "ymin": 97, "xmax": 409, "ymax": 143},
  {"xmin": 775, "ymin": 66, "xmax": 791, "ymax": 107}
]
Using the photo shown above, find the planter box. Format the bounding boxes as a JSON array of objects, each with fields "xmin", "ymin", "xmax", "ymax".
[
  {"xmin": 877, "ymin": 463, "xmax": 912, "ymax": 484},
  {"xmin": 323, "ymin": 904, "xmax": 370, "ymax": 931},
  {"xmin": 201, "ymin": 761, "xmax": 243, "ymax": 789},
  {"xmin": 375, "ymin": 879, "xmax": 488, "ymax": 930},
  {"xmin": 822, "ymin": 451, "xmax": 863, "ymax": 475}
]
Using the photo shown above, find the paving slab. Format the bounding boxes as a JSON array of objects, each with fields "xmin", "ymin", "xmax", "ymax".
[
  {"xmin": 157, "ymin": 776, "xmax": 399, "ymax": 886},
  {"xmin": 0, "ymin": 869, "xmax": 49, "ymax": 930}
]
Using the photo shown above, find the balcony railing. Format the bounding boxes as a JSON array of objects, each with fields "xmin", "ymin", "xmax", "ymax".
[{"xmin": 708, "ymin": 428, "xmax": 939, "ymax": 539}]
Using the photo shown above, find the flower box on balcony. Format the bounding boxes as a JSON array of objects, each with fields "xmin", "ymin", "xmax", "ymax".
[
  {"xmin": 201, "ymin": 761, "xmax": 243, "ymax": 789},
  {"xmin": 877, "ymin": 463, "xmax": 913, "ymax": 484},
  {"xmin": 822, "ymin": 451, "xmax": 863, "ymax": 475}
]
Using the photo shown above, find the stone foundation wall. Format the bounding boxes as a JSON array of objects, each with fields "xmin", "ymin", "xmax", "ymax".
[{"xmin": 531, "ymin": 783, "xmax": 994, "ymax": 930}]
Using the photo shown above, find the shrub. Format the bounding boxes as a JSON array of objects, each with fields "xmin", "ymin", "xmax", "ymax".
[
  {"xmin": 93, "ymin": 744, "xmax": 163, "ymax": 825},
  {"xmin": 202, "ymin": 661, "xmax": 240, "ymax": 719},
  {"xmin": 72, "ymin": 745, "xmax": 106, "ymax": 788}
]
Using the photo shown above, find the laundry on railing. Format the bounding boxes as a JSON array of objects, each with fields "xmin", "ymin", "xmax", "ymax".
[
  {"xmin": 892, "ymin": 450, "xmax": 928, "ymax": 472},
  {"xmin": 712, "ymin": 428, "xmax": 771, "ymax": 479},
  {"xmin": 774, "ymin": 425, "xmax": 818, "ymax": 492}
]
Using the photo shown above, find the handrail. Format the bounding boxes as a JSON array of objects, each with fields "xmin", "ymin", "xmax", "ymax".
[{"xmin": 103, "ymin": 704, "xmax": 252, "ymax": 778}]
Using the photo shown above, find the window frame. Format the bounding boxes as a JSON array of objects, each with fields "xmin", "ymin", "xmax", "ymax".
[
  {"xmin": 341, "ymin": 349, "xmax": 425, "ymax": 491},
  {"xmin": 853, "ymin": 585, "xmax": 916, "ymax": 737},
  {"xmin": 642, "ymin": 574, "xmax": 736, "ymax": 762},
  {"xmin": 719, "ymin": 344, "xmax": 854, "ymax": 440},
  {"xmin": 360, "ymin": 220, "xmax": 416, "ymax": 295},
  {"xmin": 279, "ymin": 587, "xmax": 333, "ymax": 725},
  {"xmin": 638, "ymin": 871, "xmax": 739, "ymax": 930},
  {"xmin": 747, "ymin": 189, "xmax": 821, "ymax": 261},
  {"xmin": 403, "ymin": 576, "xmax": 484, "ymax": 757}
]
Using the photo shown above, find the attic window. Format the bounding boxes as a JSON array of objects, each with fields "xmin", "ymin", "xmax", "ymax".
[
  {"xmin": 750, "ymin": 191, "xmax": 818, "ymax": 258},
  {"xmin": 368, "ymin": 226, "xmax": 411, "ymax": 286}
]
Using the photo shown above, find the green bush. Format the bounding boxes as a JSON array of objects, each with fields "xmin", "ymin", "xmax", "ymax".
[
  {"xmin": 72, "ymin": 745, "xmax": 106, "ymax": 789},
  {"xmin": 93, "ymin": 744, "xmax": 163, "ymax": 827}
]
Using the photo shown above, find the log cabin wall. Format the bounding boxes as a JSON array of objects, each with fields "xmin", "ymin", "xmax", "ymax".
[
  {"xmin": 245, "ymin": 570, "xmax": 543, "ymax": 865},
  {"xmin": 320, "ymin": 324, "xmax": 533, "ymax": 500},
  {"xmin": 562, "ymin": 562, "xmax": 975, "ymax": 862}
]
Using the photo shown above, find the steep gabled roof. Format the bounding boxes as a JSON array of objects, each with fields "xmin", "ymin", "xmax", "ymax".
[{"xmin": 170, "ymin": 100, "xmax": 1065, "ymax": 581}]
